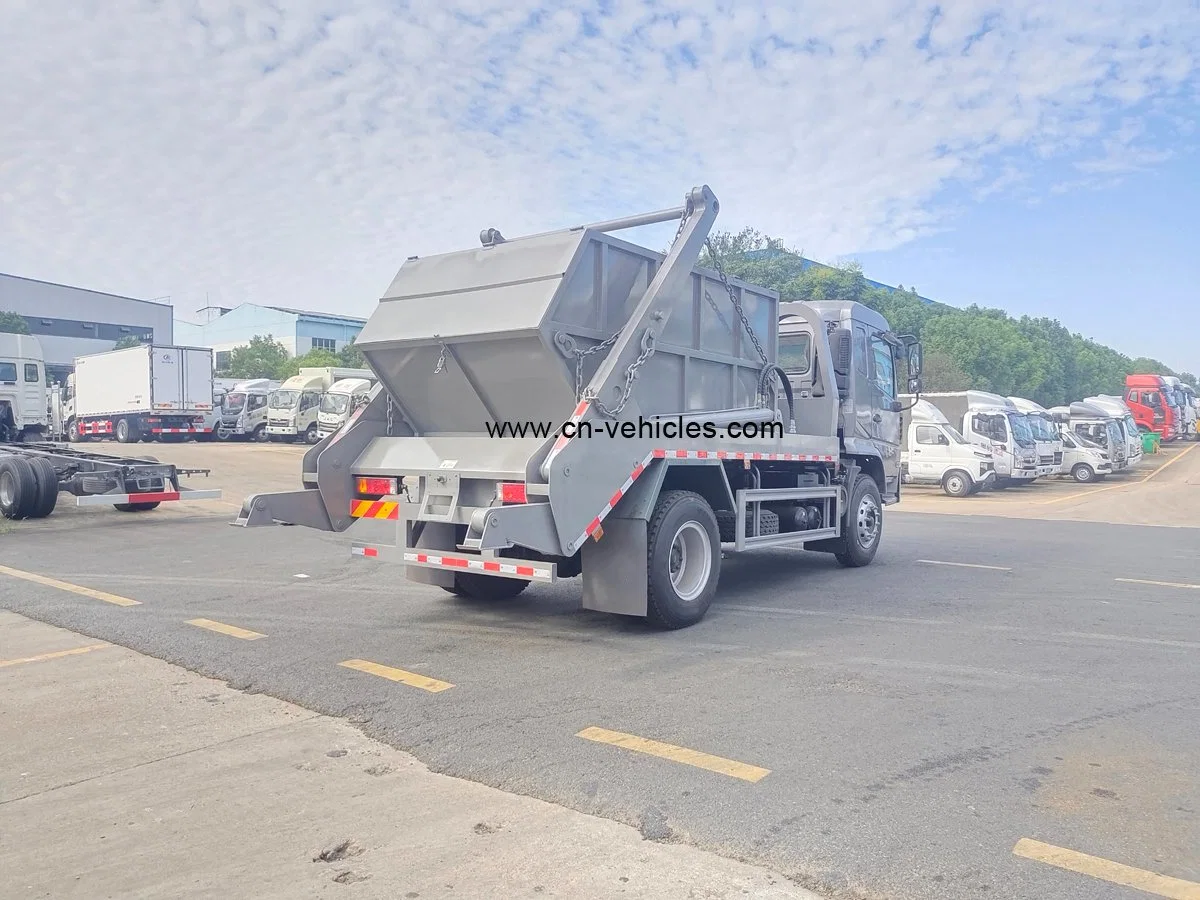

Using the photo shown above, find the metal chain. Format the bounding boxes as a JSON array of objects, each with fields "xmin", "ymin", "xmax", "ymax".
[
  {"xmin": 564, "ymin": 206, "xmax": 691, "ymax": 409},
  {"xmin": 386, "ymin": 393, "xmax": 394, "ymax": 435},
  {"xmin": 585, "ymin": 330, "xmax": 656, "ymax": 418},
  {"xmin": 705, "ymin": 236, "xmax": 769, "ymax": 367}
]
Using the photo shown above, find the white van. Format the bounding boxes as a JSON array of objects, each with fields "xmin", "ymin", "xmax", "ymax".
[{"xmin": 900, "ymin": 399, "xmax": 996, "ymax": 496}]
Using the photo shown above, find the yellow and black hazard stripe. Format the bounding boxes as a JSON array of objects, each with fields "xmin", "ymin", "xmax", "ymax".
[{"xmin": 350, "ymin": 500, "xmax": 399, "ymax": 520}]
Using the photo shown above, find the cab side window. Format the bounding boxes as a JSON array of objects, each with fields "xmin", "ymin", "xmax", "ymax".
[
  {"xmin": 869, "ymin": 334, "xmax": 896, "ymax": 402},
  {"xmin": 1126, "ymin": 390, "xmax": 1139, "ymax": 404},
  {"xmin": 915, "ymin": 425, "xmax": 945, "ymax": 445},
  {"xmin": 25, "ymin": 364, "xmax": 40, "ymax": 383},
  {"xmin": 248, "ymin": 394, "xmax": 267, "ymax": 411},
  {"xmin": 300, "ymin": 392, "xmax": 320, "ymax": 412}
]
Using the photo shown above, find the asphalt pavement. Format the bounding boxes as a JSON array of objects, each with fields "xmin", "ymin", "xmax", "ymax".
[{"xmin": 1, "ymin": 452, "xmax": 1198, "ymax": 899}]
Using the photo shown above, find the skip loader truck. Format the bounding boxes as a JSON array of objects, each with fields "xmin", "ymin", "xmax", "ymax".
[{"xmin": 235, "ymin": 186, "xmax": 922, "ymax": 629}]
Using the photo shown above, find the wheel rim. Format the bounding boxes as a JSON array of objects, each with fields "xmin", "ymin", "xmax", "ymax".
[
  {"xmin": 855, "ymin": 493, "xmax": 881, "ymax": 548},
  {"xmin": 0, "ymin": 471, "xmax": 13, "ymax": 507},
  {"xmin": 669, "ymin": 520, "xmax": 712, "ymax": 602},
  {"xmin": 947, "ymin": 475, "xmax": 964, "ymax": 494}
]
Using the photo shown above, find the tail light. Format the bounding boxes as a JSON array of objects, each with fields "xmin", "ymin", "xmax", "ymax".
[
  {"xmin": 356, "ymin": 476, "xmax": 398, "ymax": 496},
  {"xmin": 499, "ymin": 482, "xmax": 527, "ymax": 504}
]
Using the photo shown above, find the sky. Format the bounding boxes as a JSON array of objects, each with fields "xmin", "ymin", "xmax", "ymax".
[{"xmin": 1, "ymin": 1, "xmax": 1198, "ymax": 371}]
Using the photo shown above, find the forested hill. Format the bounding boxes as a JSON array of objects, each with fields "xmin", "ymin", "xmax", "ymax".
[{"xmin": 704, "ymin": 228, "xmax": 1195, "ymax": 408}]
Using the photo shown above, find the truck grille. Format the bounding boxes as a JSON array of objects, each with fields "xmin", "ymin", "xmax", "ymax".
[
  {"xmin": 1039, "ymin": 455, "xmax": 1053, "ymax": 465},
  {"xmin": 1053, "ymin": 452, "xmax": 1063, "ymax": 465}
]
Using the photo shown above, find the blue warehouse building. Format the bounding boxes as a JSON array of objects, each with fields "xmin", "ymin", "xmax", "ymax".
[{"xmin": 174, "ymin": 303, "xmax": 367, "ymax": 371}]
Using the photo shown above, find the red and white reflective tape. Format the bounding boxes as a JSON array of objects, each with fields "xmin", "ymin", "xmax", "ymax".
[
  {"xmin": 571, "ymin": 447, "xmax": 839, "ymax": 550},
  {"xmin": 79, "ymin": 420, "xmax": 113, "ymax": 435},
  {"xmin": 152, "ymin": 426, "xmax": 208, "ymax": 434},
  {"xmin": 653, "ymin": 449, "xmax": 836, "ymax": 462},
  {"xmin": 351, "ymin": 545, "xmax": 379, "ymax": 558},
  {"xmin": 402, "ymin": 551, "xmax": 554, "ymax": 581},
  {"xmin": 75, "ymin": 489, "xmax": 221, "ymax": 507},
  {"xmin": 541, "ymin": 400, "xmax": 590, "ymax": 466}
]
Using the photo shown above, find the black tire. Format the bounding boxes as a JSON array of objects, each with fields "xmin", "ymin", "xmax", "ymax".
[
  {"xmin": 834, "ymin": 475, "xmax": 883, "ymax": 568},
  {"xmin": 252, "ymin": 425, "xmax": 268, "ymax": 443},
  {"xmin": 115, "ymin": 418, "xmax": 138, "ymax": 443},
  {"xmin": 645, "ymin": 490, "xmax": 721, "ymax": 629},
  {"xmin": 0, "ymin": 457, "xmax": 38, "ymax": 519},
  {"xmin": 1071, "ymin": 463, "xmax": 1095, "ymax": 483},
  {"xmin": 215, "ymin": 426, "xmax": 232, "ymax": 442},
  {"xmin": 992, "ymin": 478, "xmax": 1010, "ymax": 490},
  {"xmin": 941, "ymin": 469, "xmax": 972, "ymax": 498},
  {"xmin": 304, "ymin": 424, "xmax": 321, "ymax": 445},
  {"xmin": 28, "ymin": 457, "xmax": 60, "ymax": 518},
  {"xmin": 114, "ymin": 501, "xmax": 161, "ymax": 512},
  {"xmin": 452, "ymin": 572, "xmax": 528, "ymax": 601}
]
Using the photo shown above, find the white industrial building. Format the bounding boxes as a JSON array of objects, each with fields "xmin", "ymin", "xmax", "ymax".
[{"xmin": 0, "ymin": 273, "xmax": 173, "ymax": 383}]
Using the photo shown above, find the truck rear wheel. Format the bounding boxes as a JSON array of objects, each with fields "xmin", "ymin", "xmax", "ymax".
[
  {"xmin": 941, "ymin": 470, "xmax": 971, "ymax": 498},
  {"xmin": 834, "ymin": 475, "xmax": 883, "ymax": 568},
  {"xmin": 116, "ymin": 418, "xmax": 139, "ymax": 443},
  {"xmin": 28, "ymin": 457, "xmax": 60, "ymax": 518},
  {"xmin": 452, "ymin": 572, "xmax": 528, "ymax": 601},
  {"xmin": 645, "ymin": 490, "xmax": 720, "ymax": 629},
  {"xmin": 0, "ymin": 457, "xmax": 38, "ymax": 519}
]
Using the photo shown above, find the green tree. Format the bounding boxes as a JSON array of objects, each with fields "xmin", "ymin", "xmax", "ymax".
[
  {"xmin": 113, "ymin": 335, "xmax": 145, "ymax": 350},
  {"xmin": 920, "ymin": 349, "xmax": 971, "ymax": 392},
  {"xmin": 224, "ymin": 335, "xmax": 290, "ymax": 379},
  {"xmin": 338, "ymin": 336, "xmax": 366, "ymax": 368},
  {"xmin": 278, "ymin": 348, "xmax": 340, "ymax": 379},
  {"xmin": 0, "ymin": 311, "xmax": 30, "ymax": 334}
]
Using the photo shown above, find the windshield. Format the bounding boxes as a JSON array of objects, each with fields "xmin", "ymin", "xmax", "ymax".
[
  {"xmin": 1030, "ymin": 415, "xmax": 1057, "ymax": 441},
  {"xmin": 1076, "ymin": 432, "xmax": 1103, "ymax": 450},
  {"xmin": 1125, "ymin": 415, "xmax": 1138, "ymax": 437},
  {"xmin": 224, "ymin": 392, "xmax": 246, "ymax": 413},
  {"xmin": 320, "ymin": 393, "xmax": 349, "ymax": 414},
  {"xmin": 1106, "ymin": 421, "xmax": 1122, "ymax": 446},
  {"xmin": 1008, "ymin": 413, "xmax": 1035, "ymax": 447},
  {"xmin": 944, "ymin": 424, "xmax": 970, "ymax": 445},
  {"xmin": 0, "ymin": 362, "xmax": 16, "ymax": 382},
  {"xmin": 270, "ymin": 390, "xmax": 299, "ymax": 409}
]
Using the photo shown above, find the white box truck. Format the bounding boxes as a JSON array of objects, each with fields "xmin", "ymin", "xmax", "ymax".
[
  {"xmin": 62, "ymin": 344, "xmax": 215, "ymax": 443},
  {"xmin": 906, "ymin": 390, "xmax": 1039, "ymax": 488},
  {"xmin": 267, "ymin": 366, "xmax": 372, "ymax": 444}
]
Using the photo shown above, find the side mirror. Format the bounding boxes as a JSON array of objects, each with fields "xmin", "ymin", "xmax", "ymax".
[{"xmin": 908, "ymin": 375, "xmax": 923, "ymax": 394}]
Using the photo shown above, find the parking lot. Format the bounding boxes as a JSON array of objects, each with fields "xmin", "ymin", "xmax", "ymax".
[{"xmin": 3, "ymin": 441, "xmax": 1199, "ymax": 899}]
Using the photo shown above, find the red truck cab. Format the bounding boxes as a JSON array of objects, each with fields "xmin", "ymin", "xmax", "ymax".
[{"xmin": 1125, "ymin": 374, "xmax": 1176, "ymax": 441}]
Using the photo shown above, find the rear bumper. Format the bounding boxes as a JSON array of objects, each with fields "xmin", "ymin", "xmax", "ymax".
[{"xmin": 351, "ymin": 541, "xmax": 558, "ymax": 583}]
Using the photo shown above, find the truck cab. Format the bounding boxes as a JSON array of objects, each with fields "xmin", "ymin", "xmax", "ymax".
[
  {"xmin": 899, "ymin": 398, "xmax": 994, "ymax": 496},
  {"xmin": 1086, "ymin": 395, "xmax": 1145, "ymax": 467},
  {"xmin": 909, "ymin": 391, "xmax": 1038, "ymax": 487},
  {"xmin": 1163, "ymin": 376, "xmax": 1197, "ymax": 440},
  {"xmin": 267, "ymin": 374, "xmax": 327, "ymax": 443},
  {"xmin": 1007, "ymin": 397, "xmax": 1064, "ymax": 477},
  {"xmin": 0, "ymin": 333, "xmax": 48, "ymax": 442},
  {"xmin": 1125, "ymin": 375, "xmax": 1176, "ymax": 441},
  {"xmin": 219, "ymin": 379, "xmax": 276, "ymax": 442},
  {"xmin": 1052, "ymin": 402, "xmax": 1128, "ymax": 471},
  {"xmin": 317, "ymin": 377, "xmax": 376, "ymax": 439}
]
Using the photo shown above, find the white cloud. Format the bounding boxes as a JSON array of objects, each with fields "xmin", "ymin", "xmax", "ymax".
[{"xmin": 0, "ymin": 0, "xmax": 1197, "ymax": 316}]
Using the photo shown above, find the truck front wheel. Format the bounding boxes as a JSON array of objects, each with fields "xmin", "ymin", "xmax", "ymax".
[
  {"xmin": 645, "ymin": 490, "xmax": 720, "ymax": 629},
  {"xmin": 834, "ymin": 475, "xmax": 883, "ymax": 568},
  {"xmin": 941, "ymin": 470, "xmax": 972, "ymax": 498},
  {"xmin": 1071, "ymin": 463, "xmax": 1096, "ymax": 483}
]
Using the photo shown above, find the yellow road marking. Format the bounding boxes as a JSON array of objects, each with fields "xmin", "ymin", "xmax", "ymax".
[
  {"xmin": 1141, "ymin": 442, "xmax": 1198, "ymax": 482},
  {"xmin": 186, "ymin": 618, "xmax": 266, "ymax": 640},
  {"xmin": 1116, "ymin": 577, "xmax": 1200, "ymax": 591},
  {"xmin": 0, "ymin": 643, "xmax": 109, "ymax": 669},
  {"xmin": 917, "ymin": 559, "xmax": 1011, "ymax": 571},
  {"xmin": 0, "ymin": 565, "xmax": 140, "ymax": 606},
  {"xmin": 576, "ymin": 726, "xmax": 770, "ymax": 783},
  {"xmin": 1037, "ymin": 482, "xmax": 1127, "ymax": 505},
  {"xmin": 1013, "ymin": 838, "xmax": 1200, "ymax": 899},
  {"xmin": 338, "ymin": 658, "xmax": 454, "ymax": 693}
]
